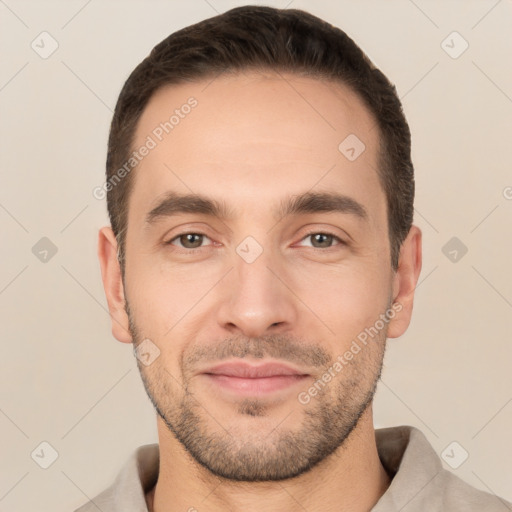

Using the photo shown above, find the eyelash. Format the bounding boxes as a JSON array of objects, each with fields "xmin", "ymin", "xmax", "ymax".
[{"xmin": 164, "ymin": 230, "xmax": 346, "ymax": 251}]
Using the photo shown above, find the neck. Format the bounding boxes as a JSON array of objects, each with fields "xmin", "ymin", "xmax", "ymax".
[{"xmin": 147, "ymin": 405, "xmax": 391, "ymax": 512}]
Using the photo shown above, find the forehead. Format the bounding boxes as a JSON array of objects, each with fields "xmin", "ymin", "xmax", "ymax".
[{"xmin": 128, "ymin": 71, "xmax": 384, "ymax": 225}]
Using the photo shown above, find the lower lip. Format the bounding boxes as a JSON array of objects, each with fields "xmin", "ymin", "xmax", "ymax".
[{"xmin": 204, "ymin": 374, "xmax": 309, "ymax": 395}]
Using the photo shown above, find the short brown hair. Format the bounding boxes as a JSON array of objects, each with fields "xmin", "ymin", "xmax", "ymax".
[{"xmin": 106, "ymin": 5, "xmax": 414, "ymax": 271}]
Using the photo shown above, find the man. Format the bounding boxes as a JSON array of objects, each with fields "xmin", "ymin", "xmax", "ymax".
[{"xmin": 79, "ymin": 5, "xmax": 511, "ymax": 512}]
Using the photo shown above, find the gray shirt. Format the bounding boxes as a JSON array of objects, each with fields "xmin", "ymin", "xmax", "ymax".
[{"xmin": 74, "ymin": 425, "xmax": 511, "ymax": 511}]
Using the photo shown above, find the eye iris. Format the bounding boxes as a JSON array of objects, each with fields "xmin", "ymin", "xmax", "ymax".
[
  {"xmin": 311, "ymin": 233, "xmax": 332, "ymax": 248},
  {"xmin": 180, "ymin": 234, "xmax": 203, "ymax": 248}
]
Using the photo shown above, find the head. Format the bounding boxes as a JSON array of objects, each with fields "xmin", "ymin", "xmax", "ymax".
[{"xmin": 98, "ymin": 5, "xmax": 421, "ymax": 481}]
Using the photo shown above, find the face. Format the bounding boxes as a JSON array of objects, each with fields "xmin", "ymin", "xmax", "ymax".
[{"xmin": 100, "ymin": 71, "xmax": 421, "ymax": 481}]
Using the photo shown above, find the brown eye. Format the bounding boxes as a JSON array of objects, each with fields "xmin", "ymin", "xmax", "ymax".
[
  {"xmin": 169, "ymin": 233, "xmax": 208, "ymax": 249},
  {"xmin": 300, "ymin": 232, "xmax": 343, "ymax": 249},
  {"xmin": 296, "ymin": 231, "xmax": 346, "ymax": 249},
  {"xmin": 310, "ymin": 233, "xmax": 334, "ymax": 248}
]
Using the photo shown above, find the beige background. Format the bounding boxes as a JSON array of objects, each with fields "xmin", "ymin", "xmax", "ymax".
[{"xmin": 1, "ymin": 0, "xmax": 511, "ymax": 510}]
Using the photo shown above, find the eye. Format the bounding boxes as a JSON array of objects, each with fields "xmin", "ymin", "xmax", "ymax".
[
  {"xmin": 298, "ymin": 232, "xmax": 345, "ymax": 249},
  {"xmin": 166, "ymin": 232, "xmax": 212, "ymax": 249}
]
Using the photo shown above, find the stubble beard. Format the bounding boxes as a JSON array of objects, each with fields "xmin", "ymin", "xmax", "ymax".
[{"xmin": 128, "ymin": 308, "xmax": 387, "ymax": 482}]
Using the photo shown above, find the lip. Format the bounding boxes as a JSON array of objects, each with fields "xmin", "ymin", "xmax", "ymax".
[
  {"xmin": 204, "ymin": 361, "xmax": 308, "ymax": 378},
  {"xmin": 200, "ymin": 361, "xmax": 310, "ymax": 396}
]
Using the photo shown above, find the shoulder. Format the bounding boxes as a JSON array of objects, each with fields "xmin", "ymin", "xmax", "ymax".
[
  {"xmin": 432, "ymin": 469, "xmax": 511, "ymax": 511},
  {"xmin": 374, "ymin": 425, "xmax": 511, "ymax": 512},
  {"xmin": 73, "ymin": 487, "xmax": 117, "ymax": 512},
  {"xmin": 73, "ymin": 443, "xmax": 159, "ymax": 512}
]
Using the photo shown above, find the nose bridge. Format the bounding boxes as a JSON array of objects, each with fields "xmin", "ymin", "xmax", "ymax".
[
  {"xmin": 235, "ymin": 243, "xmax": 278, "ymax": 301},
  {"xmin": 216, "ymin": 238, "xmax": 297, "ymax": 337}
]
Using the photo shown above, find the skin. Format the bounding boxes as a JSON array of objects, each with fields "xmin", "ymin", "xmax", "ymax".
[{"xmin": 98, "ymin": 71, "xmax": 422, "ymax": 512}]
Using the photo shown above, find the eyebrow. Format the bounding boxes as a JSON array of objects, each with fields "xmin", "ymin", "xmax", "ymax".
[{"xmin": 145, "ymin": 190, "xmax": 368, "ymax": 225}]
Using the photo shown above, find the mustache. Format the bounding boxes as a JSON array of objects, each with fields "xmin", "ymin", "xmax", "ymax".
[{"xmin": 182, "ymin": 334, "xmax": 332, "ymax": 370}]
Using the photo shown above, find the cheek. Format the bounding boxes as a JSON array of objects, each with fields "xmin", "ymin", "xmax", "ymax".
[
  {"xmin": 291, "ymin": 262, "xmax": 391, "ymax": 345},
  {"xmin": 126, "ymin": 257, "xmax": 222, "ymax": 336}
]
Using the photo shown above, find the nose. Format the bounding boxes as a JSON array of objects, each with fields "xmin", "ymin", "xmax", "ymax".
[{"xmin": 216, "ymin": 245, "xmax": 299, "ymax": 338}]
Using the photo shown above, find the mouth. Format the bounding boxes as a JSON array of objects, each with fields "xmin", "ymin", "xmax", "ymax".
[{"xmin": 200, "ymin": 360, "xmax": 310, "ymax": 396}]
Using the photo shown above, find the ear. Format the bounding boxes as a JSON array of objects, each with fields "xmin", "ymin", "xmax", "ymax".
[
  {"xmin": 387, "ymin": 225, "xmax": 422, "ymax": 339},
  {"xmin": 97, "ymin": 226, "xmax": 132, "ymax": 344}
]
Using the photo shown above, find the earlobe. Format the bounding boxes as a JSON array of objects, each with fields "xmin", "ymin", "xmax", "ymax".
[
  {"xmin": 387, "ymin": 225, "xmax": 422, "ymax": 339},
  {"xmin": 97, "ymin": 226, "xmax": 132, "ymax": 344}
]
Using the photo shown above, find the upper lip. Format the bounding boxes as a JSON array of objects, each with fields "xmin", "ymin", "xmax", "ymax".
[{"xmin": 201, "ymin": 361, "xmax": 309, "ymax": 378}]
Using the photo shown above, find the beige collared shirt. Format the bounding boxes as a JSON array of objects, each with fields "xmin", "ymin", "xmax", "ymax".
[{"xmin": 74, "ymin": 425, "xmax": 511, "ymax": 511}]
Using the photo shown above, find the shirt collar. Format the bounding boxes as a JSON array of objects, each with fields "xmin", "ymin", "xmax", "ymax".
[{"xmin": 372, "ymin": 425, "xmax": 442, "ymax": 511}]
